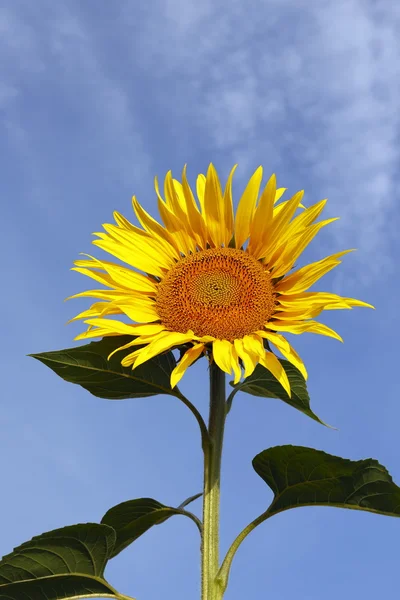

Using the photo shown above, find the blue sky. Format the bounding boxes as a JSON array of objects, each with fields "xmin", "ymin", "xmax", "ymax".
[{"xmin": 1, "ymin": 1, "xmax": 400, "ymax": 599}]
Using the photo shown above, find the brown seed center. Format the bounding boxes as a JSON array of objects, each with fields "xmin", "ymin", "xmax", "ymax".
[{"xmin": 155, "ymin": 248, "xmax": 275, "ymax": 341}]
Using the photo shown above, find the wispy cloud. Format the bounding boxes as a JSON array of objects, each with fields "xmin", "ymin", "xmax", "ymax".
[
  {"xmin": 2, "ymin": 0, "xmax": 398, "ymax": 281},
  {"xmin": 0, "ymin": 2, "xmax": 151, "ymax": 199},
  {"xmin": 124, "ymin": 0, "xmax": 399, "ymax": 281},
  {"xmin": 1, "ymin": 4, "xmax": 398, "ymax": 599}
]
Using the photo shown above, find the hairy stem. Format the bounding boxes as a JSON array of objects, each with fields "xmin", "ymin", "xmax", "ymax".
[{"xmin": 201, "ymin": 362, "xmax": 226, "ymax": 600}]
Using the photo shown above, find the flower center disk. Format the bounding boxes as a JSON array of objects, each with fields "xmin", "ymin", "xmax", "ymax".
[{"xmin": 156, "ymin": 247, "xmax": 276, "ymax": 340}]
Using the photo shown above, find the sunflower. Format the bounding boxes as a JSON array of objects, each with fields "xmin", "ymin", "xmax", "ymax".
[{"xmin": 69, "ymin": 165, "xmax": 372, "ymax": 395}]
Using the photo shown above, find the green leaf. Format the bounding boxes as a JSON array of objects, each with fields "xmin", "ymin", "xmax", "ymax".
[
  {"xmin": 230, "ymin": 359, "xmax": 328, "ymax": 426},
  {"xmin": 30, "ymin": 335, "xmax": 178, "ymax": 400},
  {"xmin": 101, "ymin": 498, "xmax": 200, "ymax": 558},
  {"xmin": 253, "ymin": 445, "xmax": 400, "ymax": 518},
  {"xmin": 0, "ymin": 523, "xmax": 130, "ymax": 600},
  {"xmin": 0, "ymin": 575, "xmax": 119, "ymax": 600}
]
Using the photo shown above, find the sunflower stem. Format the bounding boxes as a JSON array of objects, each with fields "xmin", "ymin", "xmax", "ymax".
[{"xmin": 201, "ymin": 361, "xmax": 226, "ymax": 600}]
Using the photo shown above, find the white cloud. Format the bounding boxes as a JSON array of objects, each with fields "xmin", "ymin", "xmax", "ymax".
[
  {"xmin": 2, "ymin": 0, "xmax": 398, "ymax": 282},
  {"xmin": 127, "ymin": 0, "xmax": 399, "ymax": 281},
  {"xmin": 0, "ymin": 3, "xmax": 152, "ymax": 191}
]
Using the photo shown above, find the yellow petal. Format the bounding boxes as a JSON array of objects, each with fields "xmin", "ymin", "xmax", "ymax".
[
  {"xmin": 171, "ymin": 178, "xmax": 188, "ymax": 213},
  {"xmin": 154, "ymin": 176, "xmax": 196, "ymax": 255},
  {"xmin": 273, "ymin": 196, "xmax": 305, "ymax": 214},
  {"xmin": 132, "ymin": 196, "xmax": 181, "ymax": 259},
  {"xmin": 273, "ymin": 187, "xmax": 287, "ymax": 204},
  {"xmin": 259, "ymin": 351, "xmax": 291, "ymax": 397},
  {"xmin": 103, "ymin": 222, "xmax": 176, "ymax": 269},
  {"xmin": 113, "ymin": 299, "xmax": 160, "ymax": 323},
  {"xmin": 192, "ymin": 334, "xmax": 215, "ymax": 343},
  {"xmin": 279, "ymin": 342, "xmax": 307, "ymax": 380},
  {"xmin": 164, "ymin": 172, "xmax": 198, "ymax": 253},
  {"xmin": 156, "ymin": 197, "xmax": 194, "ymax": 256},
  {"xmin": 234, "ymin": 338, "xmax": 258, "ymax": 378},
  {"xmin": 259, "ymin": 190, "xmax": 304, "ymax": 262},
  {"xmin": 71, "ymin": 267, "xmax": 116, "ymax": 289},
  {"xmin": 82, "ymin": 318, "xmax": 162, "ymax": 336},
  {"xmin": 113, "ymin": 211, "xmax": 139, "ymax": 231},
  {"xmin": 107, "ymin": 338, "xmax": 144, "ymax": 360},
  {"xmin": 223, "ymin": 165, "xmax": 237, "ymax": 245},
  {"xmin": 133, "ymin": 331, "xmax": 195, "ymax": 369},
  {"xmin": 68, "ymin": 302, "xmax": 122, "ymax": 323},
  {"xmin": 340, "ymin": 297, "xmax": 375, "ymax": 310},
  {"xmin": 270, "ymin": 218, "xmax": 339, "ymax": 277},
  {"xmin": 276, "ymin": 292, "xmax": 360, "ymax": 312},
  {"xmin": 120, "ymin": 347, "xmax": 143, "ymax": 367},
  {"xmin": 124, "ymin": 323, "xmax": 166, "ymax": 335},
  {"xmin": 204, "ymin": 164, "xmax": 226, "ymax": 247},
  {"xmin": 258, "ymin": 331, "xmax": 307, "ymax": 380},
  {"xmin": 196, "ymin": 174, "xmax": 207, "ymax": 214},
  {"xmin": 275, "ymin": 250, "xmax": 353, "ymax": 295},
  {"xmin": 75, "ymin": 254, "xmax": 158, "ymax": 294},
  {"xmin": 106, "ymin": 326, "xmax": 168, "ymax": 360},
  {"xmin": 164, "ymin": 171, "xmax": 194, "ymax": 229},
  {"xmin": 212, "ymin": 339, "xmax": 234, "ymax": 375},
  {"xmin": 67, "ymin": 289, "xmax": 130, "ymax": 301},
  {"xmin": 74, "ymin": 328, "xmax": 119, "ymax": 341},
  {"xmin": 181, "ymin": 165, "xmax": 207, "ymax": 248},
  {"xmin": 274, "ymin": 199, "xmax": 328, "ymax": 242},
  {"xmin": 164, "ymin": 171, "xmax": 187, "ymax": 215},
  {"xmin": 90, "ymin": 294, "xmax": 159, "ymax": 323},
  {"xmin": 284, "ymin": 293, "xmax": 373, "ymax": 309},
  {"xmin": 234, "ymin": 166, "xmax": 263, "ymax": 249},
  {"xmin": 93, "ymin": 236, "xmax": 167, "ymax": 278},
  {"xmin": 171, "ymin": 343, "xmax": 205, "ymax": 388},
  {"xmin": 256, "ymin": 330, "xmax": 290, "ymax": 352},
  {"xmin": 230, "ymin": 344, "xmax": 242, "ymax": 384},
  {"xmin": 242, "ymin": 334, "xmax": 265, "ymax": 359},
  {"xmin": 267, "ymin": 320, "xmax": 343, "ymax": 342},
  {"xmin": 271, "ymin": 305, "xmax": 325, "ymax": 320},
  {"xmin": 74, "ymin": 318, "xmax": 162, "ymax": 341},
  {"xmin": 248, "ymin": 174, "xmax": 276, "ymax": 256}
]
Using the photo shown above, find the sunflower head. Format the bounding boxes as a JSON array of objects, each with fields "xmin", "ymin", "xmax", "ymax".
[{"xmin": 69, "ymin": 164, "xmax": 373, "ymax": 394}]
